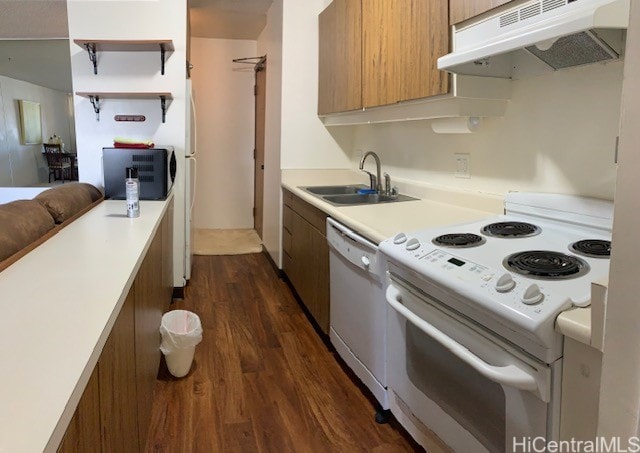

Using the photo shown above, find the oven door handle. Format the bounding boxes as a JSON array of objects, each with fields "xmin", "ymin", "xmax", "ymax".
[{"xmin": 386, "ymin": 284, "xmax": 539, "ymax": 392}]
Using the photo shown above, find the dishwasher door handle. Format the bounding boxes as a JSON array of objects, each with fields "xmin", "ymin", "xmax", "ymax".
[
  {"xmin": 386, "ymin": 284, "xmax": 539, "ymax": 393},
  {"xmin": 327, "ymin": 218, "xmax": 377, "ymax": 250}
]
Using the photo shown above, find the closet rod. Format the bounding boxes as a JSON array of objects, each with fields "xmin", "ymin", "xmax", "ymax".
[
  {"xmin": 233, "ymin": 55, "xmax": 266, "ymax": 63},
  {"xmin": 232, "ymin": 55, "xmax": 266, "ymax": 70}
]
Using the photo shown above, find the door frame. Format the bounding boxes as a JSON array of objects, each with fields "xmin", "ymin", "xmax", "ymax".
[{"xmin": 253, "ymin": 56, "xmax": 266, "ymax": 239}]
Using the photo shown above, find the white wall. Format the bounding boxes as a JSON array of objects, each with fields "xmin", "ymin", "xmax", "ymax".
[
  {"xmin": 258, "ymin": 0, "xmax": 356, "ymax": 266},
  {"xmin": 0, "ymin": 76, "xmax": 73, "ymax": 186},
  {"xmin": 349, "ymin": 61, "xmax": 623, "ymax": 200},
  {"xmin": 599, "ymin": 1, "xmax": 640, "ymax": 440},
  {"xmin": 67, "ymin": 0, "xmax": 187, "ymax": 286},
  {"xmin": 280, "ymin": 0, "xmax": 353, "ymax": 170},
  {"xmin": 190, "ymin": 38, "xmax": 256, "ymax": 229},
  {"xmin": 67, "ymin": 1, "xmax": 187, "ymax": 189},
  {"xmin": 0, "ymin": 187, "xmax": 47, "ymax": 203},
  {"xmin": 257, "ymin": 0, "xmax": 283, "ymax": 264}
]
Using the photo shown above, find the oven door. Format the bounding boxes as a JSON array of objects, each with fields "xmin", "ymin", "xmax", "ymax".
[{"xmin": 386, "ymin": 278, "xmax": 560, "ymax": 453}]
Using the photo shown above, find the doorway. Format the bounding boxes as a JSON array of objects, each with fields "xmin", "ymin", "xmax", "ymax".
[{"xmin": 254, "ymin": 57, "xmax": 266, "ymax": 239}]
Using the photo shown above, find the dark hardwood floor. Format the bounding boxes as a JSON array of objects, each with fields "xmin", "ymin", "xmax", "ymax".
[{"xmin": 146, "ymin": 254, "xmax": 420, "ymax": 452}]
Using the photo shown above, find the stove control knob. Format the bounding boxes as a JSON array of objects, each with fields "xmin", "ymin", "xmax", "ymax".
[
  {"xmin": 361, "ymin": 256, "xmax": 370, "ymax": 269},
  {"xmin": 406, "ymin": 238, "xmax": 420, "ymax": 251},
  {"xmin": 495, "ymin": 273, "xmax": 516, "ymax": 293},
  {"xmin": 521, "ymin": 284, "xmax": 544, "ymax": 305},
  {"xmin": 393, "ymin": 233, "xmax": 407, "ymax": 245}
]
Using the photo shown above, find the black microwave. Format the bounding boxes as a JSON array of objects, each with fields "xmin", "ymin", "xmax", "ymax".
[{"xmin": 103, "ymin": 147, "xmax": 176, "ymax": 200}]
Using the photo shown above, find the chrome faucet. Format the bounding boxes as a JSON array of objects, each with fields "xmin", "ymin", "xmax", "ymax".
[{"xmin": 359, "ymin": 151, "xmax": 382, "ymax": 194}]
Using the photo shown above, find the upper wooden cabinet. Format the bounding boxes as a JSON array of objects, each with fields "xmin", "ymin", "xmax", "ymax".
[
  {"xmin": 319, "ymin": 0, "xmax": 449, "ymax": 114},
  {"xmin": 398, "ymin": 0, "xmax": 449, "ymax": 103},
  {"xmin": 318, "ymin": 0, "xmax": 363, "ymax": 115},
  {"xmin": 449, "ymin": 0, "xmax": 513, "ymax": 25},
  {"xmin": 361, "ymin": 0, "xmax": 398, "ymax": 107}
]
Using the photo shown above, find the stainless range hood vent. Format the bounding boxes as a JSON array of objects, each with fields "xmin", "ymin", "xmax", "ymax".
[{"xmin": 438, "ymin": 0, "xmax": 630, "ymax": 79}]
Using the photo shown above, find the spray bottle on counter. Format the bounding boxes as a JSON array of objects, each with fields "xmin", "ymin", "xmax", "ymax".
[{"xmin": 125, "ymin": 167, "xmax": 140, "ymax": 218}]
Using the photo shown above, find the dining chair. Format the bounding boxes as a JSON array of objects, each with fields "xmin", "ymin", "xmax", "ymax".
[{"xmin": 43, "ymin": 145, "xmax": 71, "ymax": 183}]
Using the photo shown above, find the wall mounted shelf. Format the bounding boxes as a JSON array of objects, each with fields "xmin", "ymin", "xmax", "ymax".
[
  {"xmin": 73, "ymin": 39, "xmax": 175, "ymax": 75},
  {"xmin": 75, "ymin": 92, "xmax": 173, "ymax": 123}
]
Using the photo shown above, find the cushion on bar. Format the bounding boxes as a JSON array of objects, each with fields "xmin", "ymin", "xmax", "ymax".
[
  {"xmin": 35, "ymin": 183, "xmax": 103, "ymax": 223},
  {"xmin": 0, "ymin": 200, "xmax": 55, "ymax": 262}
]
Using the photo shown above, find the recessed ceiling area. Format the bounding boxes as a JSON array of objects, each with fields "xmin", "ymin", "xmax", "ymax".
[
  {"xmin": 0, "ymin": 0, "xmax": 70, "ymax": 92},
  {"xmin": 0, "ymin": 40, "xmax": 72, "ymax": 92},
  {"xmin": 190, "ymin": 0, "xmax": 273, "ymax": 40},
  {"xmin": 0, "ymin": 0, "xmax": 68, "ymax": 39}
]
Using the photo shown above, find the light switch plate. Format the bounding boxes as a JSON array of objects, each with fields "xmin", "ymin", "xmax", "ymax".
[{"xmin": 455, "ymin": 153, "xmax": 470, "ymax": 178}]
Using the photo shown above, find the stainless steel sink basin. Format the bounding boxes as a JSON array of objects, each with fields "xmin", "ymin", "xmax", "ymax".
[
  {"xmin": 322, "ymin": 193, "xmax": 418, "ymax": 205},
  {"xmin": 302, "ymin": 184, "xmax": 367, "ymax": 195},
  {"xmin": 300, "ymin": 184, "xmax": 418, "ymax": 206}
]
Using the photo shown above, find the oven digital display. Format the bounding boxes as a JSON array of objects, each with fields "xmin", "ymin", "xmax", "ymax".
[{"xmin": 448, "ymin": 257, "xmax": 465, "ymax": 267}]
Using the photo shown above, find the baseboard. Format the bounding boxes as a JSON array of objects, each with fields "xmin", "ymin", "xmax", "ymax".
[{"xmin": 262, "ymin": 245, "xmax": 285, "ymax": 279}]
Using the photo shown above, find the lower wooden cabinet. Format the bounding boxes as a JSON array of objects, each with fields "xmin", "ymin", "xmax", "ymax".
[
  {"xmin": 99, "ymin": 290, "xmax": 139, "ymax": 452},
  {"xmin": 134, "ymin": 212, "xmax": 169, "ymax": 450},
  {"xmin": 57, "ymin": 367, "xmax": 101, "ymax": 453},
  {"xmin": 57, "ymin": 203, "xmax": 173, "ymax": 452},
  {"xmin": 282, "ymin": 190, "xmax": 330, "ymax": 333}
]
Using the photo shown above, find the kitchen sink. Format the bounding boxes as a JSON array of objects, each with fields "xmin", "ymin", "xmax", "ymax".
[
  {"xmin": 302, "ymin": 184, "xmax": 367, "ymax": 195},
  {"xmin": 300, "ymin": 185, "xmax": 418, "ymax": 206},
  {"xmin": 323, "ymin": 193, "xmax": 418, "ymax": 205}
]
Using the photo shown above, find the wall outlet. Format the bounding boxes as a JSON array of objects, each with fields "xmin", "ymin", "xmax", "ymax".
[{"xmin": 455, "ymin": 153, "xmax": 470, "ymax": 178}]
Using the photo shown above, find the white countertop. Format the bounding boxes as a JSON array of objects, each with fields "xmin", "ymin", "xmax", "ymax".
[
  {"xmin": 282, "ymin": 169, "xmax": 503, "ymax": 243},
  {"xmin": 0, "ymin": 197, "xmax": 171, "ymax": 453},
  {"xmin": 556, "ymin": 277, "xmax": 609, "ymax": 349}
]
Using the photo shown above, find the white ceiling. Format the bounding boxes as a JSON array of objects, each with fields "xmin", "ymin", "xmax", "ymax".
[
  {"xmin": 0, "ymin": 39, "xmax": 72, "ymax": 92},
  {"xmin": 0, "ymin": 1, "xmax": 68, "ymax": 39},
  {"xmin": 0, "ymin": 0, "xmax": 271, "ymax": 93}
]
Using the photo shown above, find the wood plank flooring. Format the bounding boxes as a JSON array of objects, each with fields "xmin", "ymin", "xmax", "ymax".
[{"xmin": 146, "ymin": 254, "xmax": 420, "ymax": 452}]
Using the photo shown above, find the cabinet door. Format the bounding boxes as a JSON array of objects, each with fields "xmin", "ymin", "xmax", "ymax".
[
  {"xmin": 398, "ymin": 0, "xmax": 449, "ymax": 102},
  {"xmin": 290, "ymin": 211, "xmax": 330, "ymax": 333},
  {"xmin": 57, "ymin": 366, "xmax": 101, "ymax": 453},
  {"xmin": 99, "ymin": 290, "xmax": 139, "ymax": 453},
  {"xmin": 449, "ymin": 0, "xmax": 513, "ymax": 25},
  {"xmin": 134, "ymin": 226, "xmax": 165, "ymax": 451},
  {"xmin": 363, "ymin": 0, "xmax": 449, "ymax": 107},
  {"xmin": 318, "ymin": 0, "xmax": 362, "ymax": 114},
  {"xmin": 362, "ymin": 0, "xmax": 399, "ymax": 107}
]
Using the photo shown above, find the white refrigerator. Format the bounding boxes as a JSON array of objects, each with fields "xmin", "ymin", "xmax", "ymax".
[{"xmin": 185, "ymin": 80, "xmax": 197, "ymax": 281}]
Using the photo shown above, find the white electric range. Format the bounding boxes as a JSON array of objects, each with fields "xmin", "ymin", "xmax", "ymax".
[{"xmin": 379, "ymin": 192, "xmax": 613, "ymax": 452}]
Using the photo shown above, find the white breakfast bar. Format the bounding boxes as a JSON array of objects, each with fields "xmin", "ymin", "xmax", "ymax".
[{"xmin": 0, "ymin": 197, "xmax": 173, "ymax": 452}]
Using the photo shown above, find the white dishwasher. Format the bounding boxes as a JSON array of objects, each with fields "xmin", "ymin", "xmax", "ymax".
[{"xmin": 327, "ymin": 218, "xmax": 389, "ymax": 420}]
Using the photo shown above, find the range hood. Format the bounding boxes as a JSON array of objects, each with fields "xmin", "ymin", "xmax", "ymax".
[{"xmin": 438, "ymin": 0, "xmax": 630, "ymax": 78}]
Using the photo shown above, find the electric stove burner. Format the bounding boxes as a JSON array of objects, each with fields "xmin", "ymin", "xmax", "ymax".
[
  {"xmin": 432, "ymin": 233, "xmax": 486, "ymax": 248},
  {"xmin": 569, "ymin": 239, "xmax": 611, "ymax": 258},
  {"xmin": 504, "ymin": 250, "xmax": 590, "ymax": 279},
  {"xmin": 482, "ymin": 221, "xmax": 541, "ymax": 238}
]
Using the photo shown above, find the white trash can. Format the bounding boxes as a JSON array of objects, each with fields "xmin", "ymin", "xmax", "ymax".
[{"xmin": 160, "ymin": 310, "xmax": 203, "ymax": 378}]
